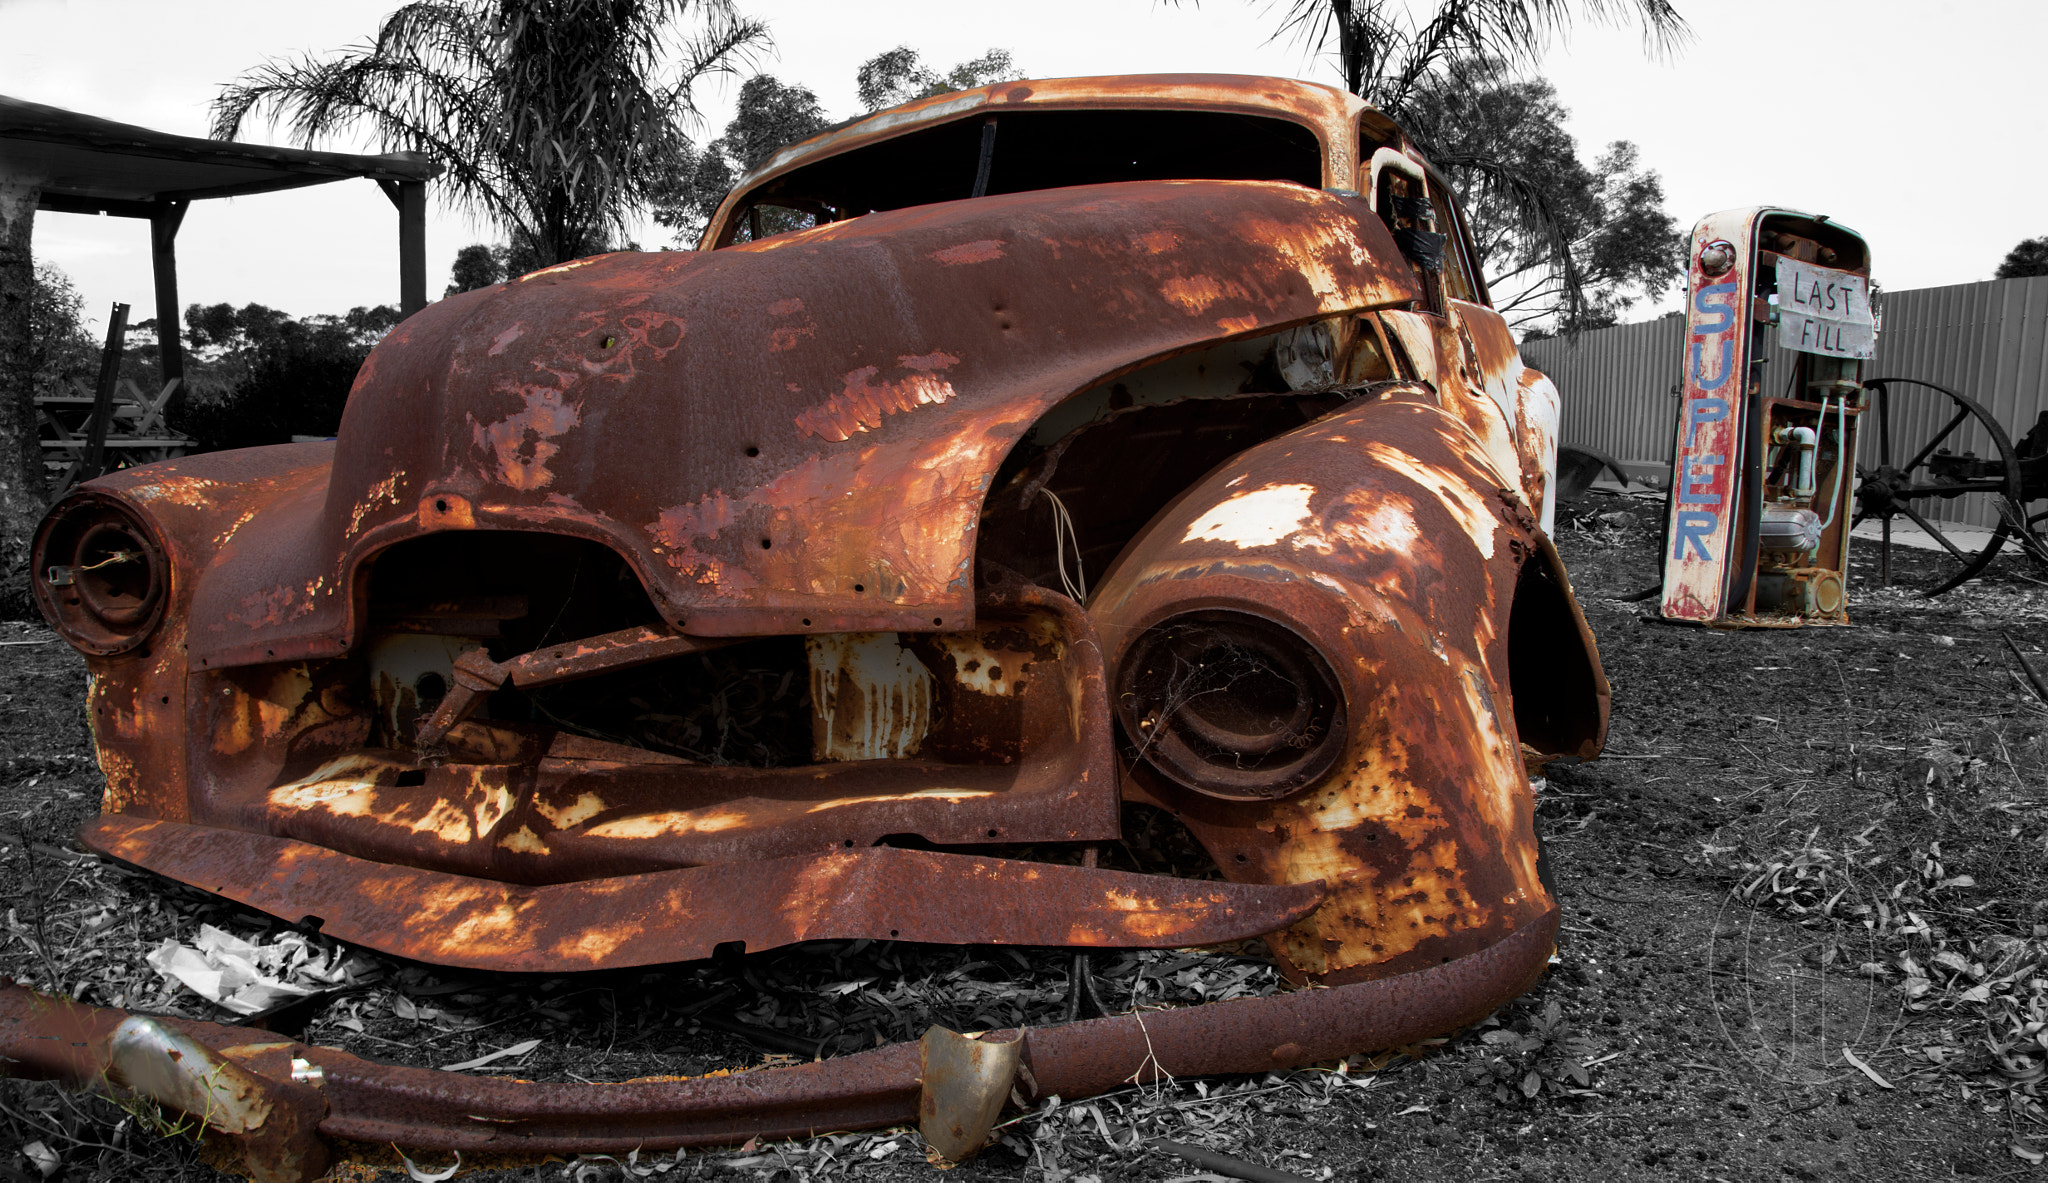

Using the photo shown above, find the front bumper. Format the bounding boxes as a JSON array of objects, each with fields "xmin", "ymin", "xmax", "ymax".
[{"xmin": 0, "ymin": 907, "xmax": 1555, "ymax": 1179}]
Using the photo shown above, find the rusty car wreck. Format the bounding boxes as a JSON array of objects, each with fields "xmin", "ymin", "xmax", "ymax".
[{"xmin": 6, "ymin": 74, "xmax": 1607, "ymax": 1178}]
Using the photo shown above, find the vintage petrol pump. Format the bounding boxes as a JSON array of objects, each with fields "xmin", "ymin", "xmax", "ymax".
[{"xmin": 1661, "ymin": 208, "xmax": 1875, "ymax": 626}]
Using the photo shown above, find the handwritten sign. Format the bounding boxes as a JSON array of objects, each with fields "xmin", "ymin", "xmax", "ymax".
[{"xmin": 1776, "ymin": 257, "xmax": 1874, "ymax": 358}]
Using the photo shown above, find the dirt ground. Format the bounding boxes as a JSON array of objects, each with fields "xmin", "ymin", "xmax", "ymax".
[{"xmin": 3, "ymin": 490, "xmax": 2046, "ymax": 1182}]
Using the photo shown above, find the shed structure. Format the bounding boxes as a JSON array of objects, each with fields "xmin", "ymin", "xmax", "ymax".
[{"xmin": 0, "ymin": 94, "xmax": 440, "ymax": 389}]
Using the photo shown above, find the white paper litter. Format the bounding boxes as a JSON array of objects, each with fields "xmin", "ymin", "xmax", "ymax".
[{"xmin": 145, "ymin": 924, "xmax": 369, "ymax": 1015}]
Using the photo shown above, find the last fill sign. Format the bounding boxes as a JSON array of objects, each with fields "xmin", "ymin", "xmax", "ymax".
[{"xmin": 1777, "ymin": 256, "xmax": 1875, "ymax": 359}]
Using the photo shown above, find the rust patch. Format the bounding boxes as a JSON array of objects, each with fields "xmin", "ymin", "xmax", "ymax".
[
  {"xmin": 930, "ymin": 240, "xmax": 1005, "ymax": 265},
  {"xmin": 229, "ymin": 585, "xmax": 300, "ymax": 629},
  {"xmin": 807, "ymin": 633, "xmax": 935, "ymax": 761},
  {"xmin": 1160, "ymin": 273, "xmax": 1236, "ymax": 315},
  {"xmin": 474, "ymin": 384, "xmax": 580, "ymax": 491},
  {"xmin": 795, "ymin": 363, "xmax": 962, "ymax": 442}
]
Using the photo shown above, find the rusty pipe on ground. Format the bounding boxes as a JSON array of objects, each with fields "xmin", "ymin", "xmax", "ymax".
[{"xmin": 0, "ymin": 911, "xmax": 1553, "ymax": 1174}]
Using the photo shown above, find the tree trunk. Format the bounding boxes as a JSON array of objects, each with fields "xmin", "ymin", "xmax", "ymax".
[{"xmin": 0, "ymin": 177, "xmax": 43, "ymax": 617}]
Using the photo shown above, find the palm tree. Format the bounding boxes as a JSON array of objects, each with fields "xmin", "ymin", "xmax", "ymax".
[
  {"xmin": 1273, "ymin": 0, "xmax": 1686, "ymax": 116},
  {"xmin": 1266, "ymin": 1, "xmax": 1689, "ymax": 327},
  {"xmin": 211, "ymin": 0, "xmax": 768, "ymax": 268}
]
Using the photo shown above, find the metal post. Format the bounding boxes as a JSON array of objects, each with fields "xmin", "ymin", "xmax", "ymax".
[
  {"xmin": 149, "ymin": 201, "xmax": 187, "ymax": 390},
  {"xmin": 381, "ymin": 179, "xmax": 427, "ymax": 315},
  {"xmin": 81, "ymin": 302, "xmax": 129, "ymax": 481},
  {"xmin": 971, "ymin": 118, "xmax": 998, "ymax": 199}
]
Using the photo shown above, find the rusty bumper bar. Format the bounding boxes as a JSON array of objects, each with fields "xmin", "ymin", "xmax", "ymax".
[
  {"xmin": 0, "ymin": 909, "xmax": 1554, "ymax": 1178},
  {"xmin": 84, "ymin": 815, "xmax": 1325, "ymax": 971}
]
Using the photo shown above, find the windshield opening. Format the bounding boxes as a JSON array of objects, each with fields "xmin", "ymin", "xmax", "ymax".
[{"xmin": 717, "ymin": 108, "xmax": 1324, "ymax": 245}]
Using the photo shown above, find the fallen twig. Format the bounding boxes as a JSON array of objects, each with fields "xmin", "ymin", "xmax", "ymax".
[
  {"xmin": 2002, "ymin": 632, "xmax": 2048, "ymax": 705},
  {"xmin": 1149, "ymin": 1138, "xmax": 1314, "ymax": 1183}
]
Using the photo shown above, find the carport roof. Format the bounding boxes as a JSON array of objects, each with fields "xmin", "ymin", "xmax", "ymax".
[{"xmin": 0, "ymin": 93, "xmax": 439, "ymax": 216}]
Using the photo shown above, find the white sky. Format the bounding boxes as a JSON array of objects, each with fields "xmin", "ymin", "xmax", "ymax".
[{"xmin": 5, "ymin": 0, "xmax": 2043, "ymax": 331}]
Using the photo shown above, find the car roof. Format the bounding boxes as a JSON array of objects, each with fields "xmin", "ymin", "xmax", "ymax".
[{"xmin": 703, "ymin": 73, "xmax": 1402, "ymax": 249}]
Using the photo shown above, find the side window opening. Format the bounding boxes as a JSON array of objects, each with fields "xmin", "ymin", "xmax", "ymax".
[
  {"xmin": 731, "ymin": 204, "xmax": 823, "ymax": 244},
  {"xmin": 1367, "ymin": 148, "xmax": 1446, "ymax": 315},
  {"xmin": 1429, "ymin": 180, "xmax": 1480, "ymax": 305},
  {"xmin": 1360, "ymin": 137, "xmax": 1489, "ymax": 312}
]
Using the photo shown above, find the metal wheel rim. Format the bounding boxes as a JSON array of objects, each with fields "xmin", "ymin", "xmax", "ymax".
[{"xmin": 1854, "ymin": 377, "xmax": 2024, "ymax": 597}]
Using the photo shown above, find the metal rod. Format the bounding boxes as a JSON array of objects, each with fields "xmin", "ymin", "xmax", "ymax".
[
  {"xmin": 2005, "ymin": 632, "xmax": 2048, "ymax": 705},
  {"xmin": 1901, "ymin": 406, "xmax": 1970, "ymax": 477},
  {"xmin": 80, "ymin": 302, "xmax": 129, "ymax": 481},
  {"xmin": 1897, "ymin": 501, "xmax": 1973, "ymax": 564}
]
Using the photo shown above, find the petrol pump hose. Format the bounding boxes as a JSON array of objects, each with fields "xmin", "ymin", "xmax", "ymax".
[
  {"xmin": 1732, "ymin": 376, "xmax": 1766, "ymax": 607},
  {"xmin": 1813, "ymin": 395, "xmax": 1849, "ymax": 534}
]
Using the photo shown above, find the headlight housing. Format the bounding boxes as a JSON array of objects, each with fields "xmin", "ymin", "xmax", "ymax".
[
  {"xmin": 33, "ymin": 493, "xmax": 170, "ymax": 656},
  {"xmin": 1114, "ymin": 608, "xmax": 1346, "ymax": 800}
]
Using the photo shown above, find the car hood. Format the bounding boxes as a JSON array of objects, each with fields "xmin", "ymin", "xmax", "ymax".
[{"xmin": 174, "ymin": 179, "xmax": 1421, "ymax": 668}]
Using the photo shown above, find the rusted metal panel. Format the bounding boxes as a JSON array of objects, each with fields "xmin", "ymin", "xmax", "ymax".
[
  {"xmin": 83, "ymin": 815, "xmax": 1324, "ymax": 970},
  {"xmin": 0, "ymin": 910, "xmax": 1553, "ymax": 1171}
]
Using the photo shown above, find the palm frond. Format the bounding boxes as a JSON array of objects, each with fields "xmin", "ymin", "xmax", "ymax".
[
  {"xmin": 1263, "ymin": 0, "xmax": 1689, "ymax": 107},
  {"xmin": 208, "ymin": 0, "xmax": 763, "ymax": 267}
]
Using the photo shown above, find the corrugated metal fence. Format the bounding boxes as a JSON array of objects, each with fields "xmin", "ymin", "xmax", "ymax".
[{"xmin": 1522, "ymin": 274, "xmax": 2048, "ymax": 526}]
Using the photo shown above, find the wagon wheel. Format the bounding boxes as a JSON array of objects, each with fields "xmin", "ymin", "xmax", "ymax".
[
  {"xmin": 1995, "ymin": 413, "xmax": 2048, "ymax": 572},
  {"xmin": 1995, "ymin": 498, "xmax": 2048, "ymax": 574},
  {"xmin": 1851, "ymin": 378, "xmax": 2025, "ymax": 596}
]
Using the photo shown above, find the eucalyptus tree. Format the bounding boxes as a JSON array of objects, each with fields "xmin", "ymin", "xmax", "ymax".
[
  {"xmin": 855, "ymin": 47, "xmax": 1024, "ymax": 113},
  {"xmin": 1996, "ymin": 237, "xmax": 2048, "ymax": 281},
  {"xmin": 653, "ymin": 47, "xmax": 1023, "ymax": 244},
  {"xmin": 211, "ymin": 0, "xmax": 769, "ymax": 268},
  {"xmin": 654, "ymin": 73, "xmax": 830, "ymax": 241},
  {"xmin": 1399, "ymin": 58, "xmax": 1678, "ymax": 331}
]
